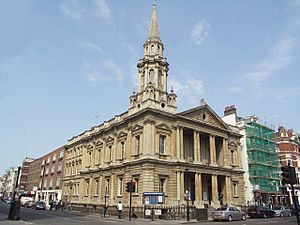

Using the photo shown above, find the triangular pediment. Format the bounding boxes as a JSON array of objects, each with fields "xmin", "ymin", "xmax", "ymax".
[
  {"xmin": 132, "ymin": 124, "xmax": 143, "ymax": 132},
  {"xmin": 118, "ymin": 131, "xmax": 127, "ymax": 138},
  {"xmin": 156, "ymin": 123, "xmax": 171, "ymax": 131},
  {"xmin": 179, "ymin": 105, "xmax": 230, "ymax": 130},
  {"xmin": 106, "ymin": 136, "xmax": 114, "ymax": 142}
]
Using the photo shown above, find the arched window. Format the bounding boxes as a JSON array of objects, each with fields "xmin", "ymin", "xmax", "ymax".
[{"xmin": 149, "ymin": 69, "xmax": 154, "ymax": 82}]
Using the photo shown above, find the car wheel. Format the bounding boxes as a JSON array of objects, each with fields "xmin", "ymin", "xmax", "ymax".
[
  {"xmin": 228, "ymin": 215, "xmax": 232, "ymax": 222},
  {"xmin": 280, "ymin": 212, "xmax": 283, "ymax": 217},
  {"xmin": 242, "ymin": 214, "xmax": 246, "ymax": 221}
]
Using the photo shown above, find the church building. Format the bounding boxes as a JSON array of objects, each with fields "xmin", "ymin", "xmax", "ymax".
[{"xmin": 63, "ymin": 3, "xmax": 245, "ymax": 211}]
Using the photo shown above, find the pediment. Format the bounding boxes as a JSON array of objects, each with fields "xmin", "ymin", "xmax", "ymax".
[
  {"xmin": 106, "ymin": 136, "xmax": 114, "ymax": 143},
  {"xmin": 156, "ymin": 123, "xmax": 171, "ymax": 132},
  {"xmin": 132, "ymin": 124, "xmax": 143, "ymax": 132},
  {"xmin": 118, "ymin": 131, "xmax": 127, "ymax": 138},
  {"xmin": 179, "ymin": 105, "xmax": 230, "ymax": 130},
  {"xmin": 87, "ymin": 144, "xmax": 94, "ymax": 149}
]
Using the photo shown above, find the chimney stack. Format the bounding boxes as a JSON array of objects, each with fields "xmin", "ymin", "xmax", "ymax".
[{"xmin": 224, "ymin": 105, "xmax": 236, "ymax": 116}]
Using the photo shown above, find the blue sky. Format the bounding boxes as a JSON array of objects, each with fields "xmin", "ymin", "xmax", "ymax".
[{"xmin": 1, "ymin": 0, "xmax": 300, "ymax": 175}]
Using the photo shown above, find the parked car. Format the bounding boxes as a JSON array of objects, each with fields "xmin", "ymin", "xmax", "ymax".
[
  {"xmin": 212, "ymin": 206, "xmax": 246, "ymax": 222},
  {"xmin": 273, "ymin": 205, "xmax": 291, "ymax": 217},
  {"xmin": 32, "ymin": 201, "xmax": 46, "ymax": 210},
  {"xmin": 23, "ymin": 200, "xmax": 34, "ymax": 208},
  {"xmin": 247, "ymin": 205, "xmax": 276, "ymax": 218}
]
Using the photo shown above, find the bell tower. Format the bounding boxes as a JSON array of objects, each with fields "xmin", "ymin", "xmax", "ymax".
[{"xmin": 129, "ymin": 3, "xmax": 177, "ymax": 115}]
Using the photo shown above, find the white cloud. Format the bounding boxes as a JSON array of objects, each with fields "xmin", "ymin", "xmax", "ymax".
[
  {"xmin": 79, "ymin": 42, "xmax": 103, "ymax": 52},
  {"xmin": 169, "ymin": 75, "xmax": 205, "ymax": 106},
  {"xmin": 190, "ymin": 19, "xmax": 209, "ymax": 46},
  {"xmin": 60, "ymin": 0, "xmax": 111, "ymax": 24},
  {"xmin": 83, "ymin": 58, "xmax": 124, "ymax": 83},
  {"xmin": 241, "ymin": 1, "xmax": 300, "ymax": 89},
  {"xmin": 94, "ymin": 0, "xmax": 111, "ymax": 20}
]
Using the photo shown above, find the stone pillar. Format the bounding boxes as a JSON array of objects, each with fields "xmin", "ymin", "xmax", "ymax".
[
  {"xmin": 177, "ymin": 171, "xmax": 181, "ymax": 201},
  {"xmin": 180, "ymin": 172, "xmax": 184, "ymax": 201},
  {"xmin": 225, "ymin": 176, "xmax": 232, "ymax": 204},
  {"xmin": 211, "ymin": 175, "xmax": 218, "ymax": 203},
  {"xmin": 176, "ymin": 127, "xmax": 181, "ymax": 159},
  {"xmin": 126, "ymin": 129, "xmax": 132, "ymax": 159},
  {"xmin": 180, "ymin": 128, "xmax": 184, "ymax": 160},
  {"xmin": 193, "ymin": 131, "xmax": 199, "ymax": 161},
  {"xmin": 195, "ymin": 173, "xmax": 202, "ymax": 205},
  {"xmin": 223, "ymin": 138, "xmax": 229, "ymax": 166},
  {"xmin": 110, "ymin": 174, "xmax": 114, "ymax": 200},
  {"xmin": 210, "ymin": 135, "xmax": 216, "ymax": 165}
]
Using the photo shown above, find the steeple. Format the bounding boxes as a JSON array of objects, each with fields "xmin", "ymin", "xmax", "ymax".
[
  {"xmin": 146, "ymin": 2, "xmax": 161, "ymax": 44},
  {"xmin": 128, "ymin": 2, "xmax": 177, "ymax": 115}
]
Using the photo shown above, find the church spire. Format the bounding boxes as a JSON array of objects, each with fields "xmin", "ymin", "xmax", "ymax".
[
  {"xmin": 129, "ymin": 2, "xmax": 177, "ymax": 115},
  {"xmin": 146, "ymin": 3, "xmax": 161, "ymax": 44}
]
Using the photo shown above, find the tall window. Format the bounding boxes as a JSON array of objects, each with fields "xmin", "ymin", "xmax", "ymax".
[
  {"xmin": 120, "ymin": 142, "xmax": 125, "ymax": 159},
  {"xmin": 95, "ymin": 179, "xmax": 99, "ymax": 196},
  {"xmin": 118, "ymin": 177, "xmax": 123, "ymax": 196},
  {"xmin": 159, "ymin": 178, "xmax": 166, "ymax": 193},
  {"xmin": 88, "ymin": 151, "xmax": 92, "ymax": 166},
  {"xmin": 135, "ymin": 136, "xmax": 140, "ymax": 155},
  {"xmin": 149, "ymin": 69, "xmax": 154, "ymax": 82},
  {"xmin": 159, "ymin": 135, "xmax": 166, "ymax": 154},
  {"xmin": 233, "ymin": 182, "xmax": 238, "ymax": 196},
  {"xmin": 56, "ymin": 177, "xmax": 61, "ymax": 187},
  {"xmin": 86, "ymin": 179, "xmax": 90, "ymax": 196},
  {"xmin": 231, "ymin": 150, "xmax": 235, "ymax": 165},
  {"xmin": 133, "ymin": 177, "xmax": 139, "ymax": 193},
  {"xmin": 105, "ymin": 178, "xmax": 110, "ymax": 196},
  {"xmin": 108, "ymin": 146, "xmax": 112, "ymax": 162}
]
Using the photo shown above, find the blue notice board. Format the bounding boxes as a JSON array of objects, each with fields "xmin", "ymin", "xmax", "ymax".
[{"xmin": 143, "ymin": 192, "xmax": 164, "ymax": 205}]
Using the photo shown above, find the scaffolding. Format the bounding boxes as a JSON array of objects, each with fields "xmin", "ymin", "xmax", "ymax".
[{"xmin": 246, "ymin": 121, "xmax": 280, "ymax": 193}]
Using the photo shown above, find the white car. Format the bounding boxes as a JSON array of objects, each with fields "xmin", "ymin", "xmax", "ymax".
[{"xmin": 273, "ymin": 205, "xmax": 291, "ymax": 217}]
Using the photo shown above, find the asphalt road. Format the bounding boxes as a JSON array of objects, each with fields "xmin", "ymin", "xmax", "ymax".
[{"xmin": 0, "ymin": 202, "xmax": 299, "ymax": 225}]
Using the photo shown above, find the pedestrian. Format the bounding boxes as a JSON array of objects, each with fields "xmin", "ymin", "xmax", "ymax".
[
  {"xmin": 218, "ymin": 192, "xmax": 224, "ymax": 206},
  {"xmin": 117, "ymin": 201, "xmax": 123, "ymax": 219},
  {"xmin": 49, "ymin": 200, "xmax": 53, "ymax": 211}
]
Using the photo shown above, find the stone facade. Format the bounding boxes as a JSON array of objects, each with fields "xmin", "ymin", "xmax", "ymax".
[{"xmin": 63, "ymin": 3, "xmax": 245, "ymax": 210}]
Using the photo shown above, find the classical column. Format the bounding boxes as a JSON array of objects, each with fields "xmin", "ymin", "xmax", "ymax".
[
  {"xmin": 176, "ymin": 127, "xmax": 180, "ymax": 159},
  {"xmin": 177, "ymin": 171, "xmax": 181, "ymax": 201},
  {"xmin": 180, "ymin": 172, "xmax": 184, "ymax": 201},
  {"xmin": 211, "ymin": 175, "xmax": 218, "ymax": 203},
  {"xmin": 195, "ymin": 173, "xmax": 202, "ymax": 204},
  {"xmin": 223, "ymin": 138, "xmax": 229, "ymax": 166},
  {"xmin": 210, "ymin": 135, "xmax": 216, "ymax": 165},
  {"xmin": 126, "ymin": 129, "xmax": 132, "ymax": 159},
  {"xmin": 225, "ymin": 176, "xmax": 232, "ymax": 204},
  {"xmin": 193, "ymin": 131, "xmax": 199, "ymax": 161},
  {"xmin": 110, "ymin": 174, "xmax": 114, "ymax": 200},
  {"xmin": 180, "ymin": 128, "xmax": 184, "ymax": 160}
]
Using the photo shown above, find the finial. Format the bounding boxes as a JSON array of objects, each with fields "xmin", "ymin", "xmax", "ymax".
[
  {"xmin": 154, "ymin": 0, "xmax": 156, "ymax": 6},
  {"xmin": 171, "ymin": 86, "xmax": 174, "ymax": 93},
  {"xmin": 200, "ymin": 98, "xmax": 207, "ymax": 106},
  {"xmin": 132, "ymin": 87, "xmax": 136, "ymax": 95}
]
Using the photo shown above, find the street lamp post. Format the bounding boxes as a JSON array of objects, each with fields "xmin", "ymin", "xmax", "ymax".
[
  {"xmin": 104, "ymin": 187, "xmax": 108, "ymax": 217},
  {"xmin": 185, "ymin": 190, "xmax": 190, "ymax": 221}
]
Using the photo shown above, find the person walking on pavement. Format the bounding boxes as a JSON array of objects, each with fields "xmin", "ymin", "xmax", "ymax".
[{"xmin": 117, "ymin": 201, "xmax": 123, "ymax": 219}]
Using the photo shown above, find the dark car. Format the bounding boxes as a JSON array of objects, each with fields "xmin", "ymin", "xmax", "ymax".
[
  {"xmin": 247, "ymin": 205, "xmax": 276, "ymax": 218},
  {"xmin": 32, "ymin": 201, "xmax": 46, "ymax": 210}
]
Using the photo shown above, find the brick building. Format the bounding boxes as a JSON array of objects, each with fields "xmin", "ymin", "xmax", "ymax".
[{"xmin": 35, "ymin": 146, "xmax": 65, "ymax": 204}]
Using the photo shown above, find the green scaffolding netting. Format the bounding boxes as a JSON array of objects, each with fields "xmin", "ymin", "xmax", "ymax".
[{"xmin": 246, "ymin": 122, "xmax": 280, "ymax": 192}]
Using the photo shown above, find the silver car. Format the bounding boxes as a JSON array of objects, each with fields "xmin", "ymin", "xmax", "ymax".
[
  {"xmin": 212, "ymin": 206, "xmax": 246, "ymax": 222},
  {"xmin": 273, "ymin": 205, "xmax": 291, "ymax": 217}
]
